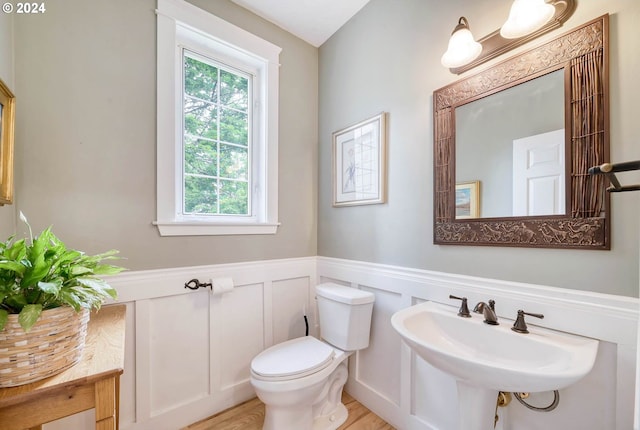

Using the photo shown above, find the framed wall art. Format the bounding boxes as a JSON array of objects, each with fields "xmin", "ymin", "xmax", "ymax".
[
  {"xmin": 332, "ymin": 112, "xmax": 387, "ymax": 207},
  {"xmin": 455, "ymin": 181, "xmax": 480, "ymax": 219},
  {"xmin": 0, "ymin": 78, "xmax": 15, "ymax": 205}
]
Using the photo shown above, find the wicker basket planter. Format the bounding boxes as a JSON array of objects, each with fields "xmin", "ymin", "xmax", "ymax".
[{"xmin": 0, "ymin": 307, "xmax": 90, "ymax": 387}]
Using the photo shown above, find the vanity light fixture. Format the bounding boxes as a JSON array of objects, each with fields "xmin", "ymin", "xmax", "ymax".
[
  {"xmin": 500, "ymin": 0, "xmax": 555, "ymax": 39},
  {"xmin": 440, "ymin": 17, "xmax": 483, "ymax": 69},
  {"xmin": 442, "ymin": 0, "xmax": 576, "ymax": 74}
]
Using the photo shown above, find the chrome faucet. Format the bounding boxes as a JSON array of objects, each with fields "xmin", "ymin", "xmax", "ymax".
[{"xmin": 473, "ymin": 300, "xmax": 499, "ymax": 325}]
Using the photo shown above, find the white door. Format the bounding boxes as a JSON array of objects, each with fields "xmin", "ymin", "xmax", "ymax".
[{"xmin": 512, "ymin": 129, "xmax": 565, "ymax": 216}]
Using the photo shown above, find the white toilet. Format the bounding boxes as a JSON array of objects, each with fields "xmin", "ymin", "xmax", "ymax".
[{"xmin": 250, "ymin": 282, "xmax": 375, "ymax": 430}]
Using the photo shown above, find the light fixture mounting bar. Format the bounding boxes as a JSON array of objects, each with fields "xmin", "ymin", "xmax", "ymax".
[{"xmin": 450, "ymin": 0, "xmax": 576, "ymax": 74}]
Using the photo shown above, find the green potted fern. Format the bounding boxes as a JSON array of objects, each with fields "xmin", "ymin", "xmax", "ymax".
[{"xmin": 0, "ymin": 213, "xmax": 124, "ymax": 387}]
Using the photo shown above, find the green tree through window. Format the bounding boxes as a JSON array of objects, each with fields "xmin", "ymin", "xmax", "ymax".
[{"xmin": 183, "ymin": 53, "xmax": 250, "ymax": 216}]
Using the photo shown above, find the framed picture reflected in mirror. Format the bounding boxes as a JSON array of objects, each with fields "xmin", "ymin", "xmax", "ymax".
[{"xmin": 456, "ymin": 181, "xmax": 480, "ymax": 219}]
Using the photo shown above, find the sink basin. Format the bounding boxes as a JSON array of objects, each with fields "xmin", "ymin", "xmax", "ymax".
[
  {"xmin": 391, "ymin": 301, "xmax": 599, "ymax": 430},
  {"xmin": 391, "ymin": 300, "xmax": 598, "ymax": 392}
]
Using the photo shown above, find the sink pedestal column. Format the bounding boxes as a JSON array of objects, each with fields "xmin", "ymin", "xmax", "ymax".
[{"xmin": 456, "ymin": 381, "xmax": 499, "ymax": 430}]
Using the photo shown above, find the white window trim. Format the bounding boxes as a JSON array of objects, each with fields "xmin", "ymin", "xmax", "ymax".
[{"xmin": 155, "ymin": 0, "xmax": 281, "ymax": 236}]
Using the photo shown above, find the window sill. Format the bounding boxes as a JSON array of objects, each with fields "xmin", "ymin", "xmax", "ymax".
[{"xmin": 153, "ymin": 221, "xmax": 280, "ymax": 236}]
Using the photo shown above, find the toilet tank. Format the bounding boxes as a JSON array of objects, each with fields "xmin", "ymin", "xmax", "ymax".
[{"xmin": 315, "ymin": 283, "xmax": 375, "ymax": 351}]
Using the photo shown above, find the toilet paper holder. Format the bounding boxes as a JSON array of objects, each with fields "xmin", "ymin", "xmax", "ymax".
[{"xmin": 184, "ymin": 278, "xmax": 212, "ymax": 290}]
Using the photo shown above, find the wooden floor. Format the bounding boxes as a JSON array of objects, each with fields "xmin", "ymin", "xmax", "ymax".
[{"xmin": 184, "ymin": 392, "xmax": 395, "ymax": 430}]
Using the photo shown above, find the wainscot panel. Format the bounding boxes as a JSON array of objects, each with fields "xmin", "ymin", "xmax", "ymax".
[
  {"xmin": 40, "ymin": 256, "xmax": 637, "ymax": 430},
  {"xmin": 317, "ymin": 257, "xmax": 638, "ymax": 430},
  {"xmin": 42, "ymin": 257, "xmax": 317, "ymax": 430}
]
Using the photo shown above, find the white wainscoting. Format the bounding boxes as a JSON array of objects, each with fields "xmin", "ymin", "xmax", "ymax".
[
  {"xmin": 41, "ymin": 256, "xmax": 637, "ymax": 430},
  {"xmin": 43, "ymin": 257, "xmax": 317, "ymax": 430},
  {"xmin": 316, "ymin": 257, "xmax": 639, "ymax": 430}
]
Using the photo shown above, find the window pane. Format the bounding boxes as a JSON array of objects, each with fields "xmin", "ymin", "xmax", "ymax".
[
  {"xmin": 184, "ymin": 176, "xmax": 217, "ymax": 214},
  {"xmin": 220, "ymin": 144, "xmax": 248, "ymax": 180},
  {"xmin": 184, "ymin": 97, "xmax": 218, "ymax": 140},
  {"xmin": 184, "ymin": 136, "xmax": 217, "ymax": 176},
  {"xmin": 220, "ymin": 70, "xmax": 248, "ymax": 111},
  {"xmin": 220, "ymin": 108, "xmax": 248, "ymax": 145},
  {"xmin": 184, "ymin": 56, "xmax": 218, "ymax": 102},
  {"xmin": 219, "ymin": 180, "xmax": 248, "ymax": 215}
]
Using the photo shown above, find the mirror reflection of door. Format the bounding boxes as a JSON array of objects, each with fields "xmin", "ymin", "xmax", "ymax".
[{"xmin": 512, "ymin": 129, "xmax": 565, "ymax": 216}]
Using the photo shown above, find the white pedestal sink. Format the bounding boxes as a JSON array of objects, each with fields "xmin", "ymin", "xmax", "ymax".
[{"xmin": 391, "ymin": 301, "xmax": 599, "ymax": 430}]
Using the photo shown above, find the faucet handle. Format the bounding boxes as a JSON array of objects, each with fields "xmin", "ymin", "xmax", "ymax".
[
  {"xmin": 449, "ymin": 295, "xmax": 471, "ymax": 318},
  {"xmin": 511, "ymin": 310, "xmax": 544, "ymax": 334}
]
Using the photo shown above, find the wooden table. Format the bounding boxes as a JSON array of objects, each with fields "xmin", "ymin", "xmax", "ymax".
[{"xmin": 0, "ymin": 305, "xmax": 126, "ymax": 430}]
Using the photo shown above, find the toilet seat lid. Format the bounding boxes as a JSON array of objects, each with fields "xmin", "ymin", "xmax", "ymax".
[{"xmin": 251, "ymin": 337, "xmax": 335, "ymax": 380}]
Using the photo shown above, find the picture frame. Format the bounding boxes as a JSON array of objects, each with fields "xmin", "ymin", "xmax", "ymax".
[
  {"xmin": 0, "ymin": 78, "xmax": 15, "ymax": 205},
  {"xmin": 455, "ymin": 181, "xmax": 480, "ymax": 219},
  {"xmin": 332, "ymin": 112, "xmax": 387, "ymax": 207}
]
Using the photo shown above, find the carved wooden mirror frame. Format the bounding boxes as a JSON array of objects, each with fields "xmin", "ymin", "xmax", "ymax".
[{"xmin": 433, "ymin": 15, "xmax": 609, "ymax": 249}]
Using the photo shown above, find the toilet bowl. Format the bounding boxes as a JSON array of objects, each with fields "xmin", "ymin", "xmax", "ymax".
[
  {"xmin": 251, "ymin": 337, "xmax": 350, "ymax": 430},
  {"xmin": 250, "ymin": 283, "xmax": 375, "ymax": 430}
]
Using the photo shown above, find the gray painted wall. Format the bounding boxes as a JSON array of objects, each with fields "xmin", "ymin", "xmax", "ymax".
[
  {"xmin": 318, "ymin": 0, "xmax": 640, "ymax": 297},
  {"xmin": 11, "ymin": 0, "xmax": 318, "ymax": 270},
  {"xmin": 6, "ymin": 0, "xmax": 639, "ymax": 297}
]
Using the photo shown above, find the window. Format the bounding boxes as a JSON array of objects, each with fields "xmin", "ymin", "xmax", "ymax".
[
  {"xmin": 155, "ymin": 0, "xmax": 281, "ymax": 236},
  {"xmin": 183, "ymin": 52, "xmax": 251, "ymax": 216}
]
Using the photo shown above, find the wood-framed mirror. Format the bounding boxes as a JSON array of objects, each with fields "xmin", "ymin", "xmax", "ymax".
[{"xmin": 433, "ymin": 15, "xmax": 609, "ymax": 249}]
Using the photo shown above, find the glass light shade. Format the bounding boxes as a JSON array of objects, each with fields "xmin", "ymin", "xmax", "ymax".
[
  {"xmin": 500, "ymin": 0, "xmax": 555, "ymax": 39},
  {"xmin": 441, "ymin": 23, "xmax": 483, "ymax": 69}
]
